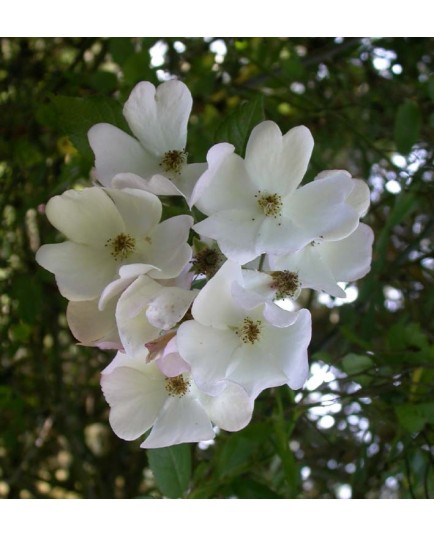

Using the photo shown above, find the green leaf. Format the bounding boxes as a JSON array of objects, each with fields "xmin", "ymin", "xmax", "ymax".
[
  {"xmin": 231, "ymin": 477, "xmax": 283, "ymax": 498},
  {"xmin": 147, "ymin": 444, "xmax": 191, "ymax": 498},
  {"xmin": 395, "ymin": 403, "xmax": 434, "ymax": 434},
  {"xmin": 216, "ymin": 423, "xmax": 270, "ymax": 477},
  {"xmin": 214, "ymin": 95, "xmax": 265, "ymax": 156},
  {"xmin": 394, "ymin": 100, "xmax": 421, "ymax": 154},
  {"xmin": 342, "ymin": 353, "xmax": 374, "ymax": 376},
  {"xmin": 109, "ymin": 38, "xmax": 135, "ymax": 65},
  {"xmin": 51, "ymin": 95, "xmax": 129, "ymax": 160}
]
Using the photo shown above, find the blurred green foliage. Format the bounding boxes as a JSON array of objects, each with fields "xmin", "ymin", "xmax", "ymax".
[{"xmin": 0, "ymin": 37, "xmax": 433, "ymax": 498}]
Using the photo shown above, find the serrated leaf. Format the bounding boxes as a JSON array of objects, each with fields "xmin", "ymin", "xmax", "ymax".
[
  {"xmin": 147, "ymin": 444, "xmax": 191, "ymax": 498},
  {"xmin": 51, "ymin": 95, "xmax": 129, "ymax": 160},
  {"xmin": 394, "ymin": 100, "xmax": 421, "ymax": 154},
  {"xmin": 214, "ymin": 95, "xmax": 265, "ymax": 156}
]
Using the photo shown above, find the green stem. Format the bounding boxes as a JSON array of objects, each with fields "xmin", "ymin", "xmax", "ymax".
[{"xmin": 258, "ymin": 253, "xmax": 266, "ymax": 272}]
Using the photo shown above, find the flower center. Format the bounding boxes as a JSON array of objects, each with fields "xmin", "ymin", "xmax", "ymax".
[
  {"xmin": 159, "ymin": 149, "xmax": 187, "ymax": 175},
  {"xmin": 191, "ymin": 247, "xmax": 224, "ymax": 278},
  {"xmin": 270, "ymin": 270, "xmax": 301, "ymax": 300},
  {"xmin": 105, "ymin": 233, "xmax": 136, "ymax": 260},
  {"xmin": 255, "ymin": 192, "xmax": 282, "ymax": 218},
  {"xmin": 165, "ymin": 374, "xmax": 191, "ymax": 397},
  {"xmin": 235, "ymin": 317, "xmax": 262, "ymax": 345}
]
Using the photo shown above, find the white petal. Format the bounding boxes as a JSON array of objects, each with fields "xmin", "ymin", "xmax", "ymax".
[
  {"xmin": 245, "ymin": 122, "xmax": 314, "ymax": 196},
  {"xmin": 146, "ymin": 215, "xmax": 193, "ymax": 279},
  {"xmin": 67, "ymin": 299, "xmax": 120, "ymax": 349},
  {"xmin": 197, "ymin": 383, "xmax": 254, "ymax": 432},
  {"xmin": 112, "ymin": 172, "xmax": 183, "ymax": 196},
  {"xmin": 101, "ymin": 362, "xmax": 167, "ymax": 441},
  {"xmin": 285, "ymin": 172, "xmax": 359, "ymax": 240},
  {"xmin": 177, "ymin": 320, "xmax": 240, "ymax": 396},
  {"xmin": 192, "ymin": 260, "xmax": 244, "ymax": 328},
  {"xmin": 229, "ymin": 344, "xmax": 288, "ymax": 399},
  {"xmin": 263, "ymin": 302, "xmax": 300, "ymax": 327},
  {"xmin": 347, "ymin": 179, "xmax": 371, "ymax": 217},
  {"xmin": 270, "ymin": 245, "xmax": 346, "ymax": 298},
  {"xmin": 192, "ymin": 145, "xmax": 256, "ymax": 214},
  {"xmin": 177, "ymin": 163, "xmax": 207, "ymax": 204},
  {"xmin": 45, "ymin": 187, "xmax": 124, "ymax": 248},
  {"xmin": 256, "ymin": 215, "xmax": 313, "ymax": 255},
  {"xmin": 105, "ymin": 188, "xmax": 162, "ymax": 237},
  {"xmin": 102, "ymin": 349, "xmax": 148, "ymax": 375},
  {"xmin": 320, "ymin": 223, "xmax": 374, "ymax": 283},
  {"xmin": 146, "ymin": 287, "xmax": 197, "ymax": 330},
  {"xmin": 98, "ymin": 275, "xmax": 136, "ymax": 311},
  {"xmin": 193, "ymin": 210, "xmax": 263, "ymax": 264},
  {"xmin": 36, "ymin": 242, "xmax": 116, "ymax": 300},
  {"xmin": 88, "ymin": 123, "xmax": 157, "ymax": 186},
  {"xmin": 260, "ymin": 308, "xmax": 312, "ymax": 389},
  {"xmin": 123, "ymin": 80, "xmax": 192, "ymax": 156},
  {"xmin": 119, "ymin": 263, "xmax": 158, "ymax": 279},
  {"xmin": 141, "ymin": 395, "xmax": 214, "ymax": 449},
  {"xmin": 116, "ymin": 276, "xmax": 162, "ymax": 355}
]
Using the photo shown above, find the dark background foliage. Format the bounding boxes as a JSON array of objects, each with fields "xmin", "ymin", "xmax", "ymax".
[{"xmin": 0, "ymin": 37, "xmax": 433, "ymax": 498}]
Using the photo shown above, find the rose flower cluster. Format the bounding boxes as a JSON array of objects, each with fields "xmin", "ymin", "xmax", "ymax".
[{"xmin": 36, "ymin": 80, "xmax": 373, "ymax": 448}]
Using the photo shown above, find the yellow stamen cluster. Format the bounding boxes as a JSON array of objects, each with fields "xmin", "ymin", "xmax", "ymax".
[
  {"xmin": 255, "ymin": 192, "xmax": 283, "ymax": 218},
  {"xmin": 270, "ymin": 270, "xmax": 300, "ymax": 300},
  {"xmin": 159, "ymin": 149, "xmax": 187, "ymax": 175},
  {"xmin": 165, "ymin": 375, "xmax": 191, "ymax": 397},
  {"xmin": 105, "ymin": 233, "xmax": 136, "ymax": 260},
  {"xmin": 236, "ymin": 317, "xmax": 262, "ymax": 344}
]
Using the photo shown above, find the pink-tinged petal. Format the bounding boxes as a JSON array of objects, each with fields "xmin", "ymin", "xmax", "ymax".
[
  {"xmin": 285, "ymin": 172, "xmax": 359, "ymax": 241},
  {"xmin": 157, "ymin": 338, "xmax": 190, "ymax": 377},
  {"xmin": 245, "ymin": 122, "xmax": 314, "ymax": 196},
  {"xmin": 192, "ymin": 260, "xmax": 244, "ymax": 329},
  {"xmin": 196, "ymin": 383, "xmax": 254, "ymax": 432},
  {"xmin": 112, "ymin": 173, "xmax": 183, "ymax": 196},
  {"xmin": 270, "ymin": 245, "xmax": 346, "ymax": 298},
  {"xmin": 88, "ymin": 123, "xmax": 157, "ymax": 186},
  {"xmin": 177, "ymin": 320, "xmax": 240, "ymax": 396},
  {"xmin": 36, "ymin": 242, "xmax": 116, "ymax": 301},
  {"xmin": 45, "ymin": 187, "xmax": 124, "ymax": 248},
  {"xmin": 146, "ymin": 215, "xmax": 193, "ymax": 279},
  {"xmin": 320, "ymin": 223, "xmax": 374, "ymax": 283},
  {"xmin": 260, "ymin": 308, "xmax": 312, "ymax": 389},
  {"xmin": 123, "ymin": 80, "xmax": 192, "ymax": 156},
  {"xmin": 146, "ymin": 287, "xmax": 197, "ymax": 330},
  {"xmin": 105, "ymin": 188, "xmax": 162, "ymax": 237},
  {"xmin": 101, "ymin": 362, "xmax": 167, "ymax": 441},
  {"xmin": 192, "ymin": 145, "xmax": 256, "ymax": 214},
  {"xmin": 141, "ymin": 395, "xmax": 214, "ymax": 449},
  {"xmin": 193, "ymin": 210, "xmax": 263, "ymax": 264},
  {"xmin": 256, "ymin": 215, "xmax": 313, "ymax": 255},
  {"xmin": 67, "ymin": 299, "xmax": 121, "ymax": 349}
]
